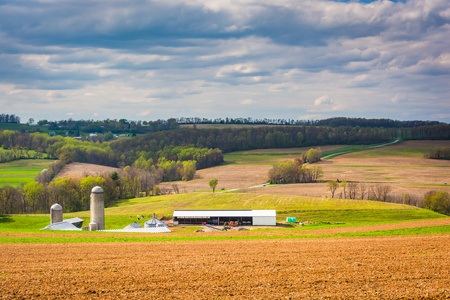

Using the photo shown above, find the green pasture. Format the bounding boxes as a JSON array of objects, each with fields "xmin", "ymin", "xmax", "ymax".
[
  {"xmin": 0, "ymin": 147, "xmax": 48, "ymax": 158},
  {"xmin": 0, "ymin": 123, "xmax": 28, "ymax": 131},
  {"xmin": 0, "ymin": 225, "xmax": 448, "ymax": 243},
  {"xmin": 321, "ymin": 145, "xmax": 381, "ymax": 159},
  {"xmin": 276, "ymin": 209, "xmax": 445, "ymax": 229},
  {"xmin": 344, "ymin": 140, "xmax": 450, "ymax": 159},
  {"xmin": 0, "ymin": 159, "xmax": 53, "ymax": 187},
  {"xmin": 0, "ymin": 215, "xmax": 200, "ymax": 234},
  {"xmin": 102, "ymin": 193, "xmax": 422, "ymax": 216},
  {"xmin": 223, "ymin": 141, "xmax": 403, "ymax": 164},
  {"xmin": 0, "ymin": 193, "xmax": 446, "ymax": 235},
  {"xmin": 223, "ymin": 152, "xmax": 301, "ymax": 164}
]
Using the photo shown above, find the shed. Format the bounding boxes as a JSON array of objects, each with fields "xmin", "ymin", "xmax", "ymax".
[
  {"xmin": 124, "ymin": 222, "xmax": 143, "ymax": 229},
  {"xmin": 42, "ymin": 221, "xmax": 81, "ymax": 231},
  {"xmin": 42, "ymin": 217, "xmax": 84, "ymax": 230},
  {"xmin": 173, "ymin": 210, "xmax": 276, "ymax": 226},
  {"xmin": 144, "ymin": 213, "xmax": 169, "ymax": 229}
]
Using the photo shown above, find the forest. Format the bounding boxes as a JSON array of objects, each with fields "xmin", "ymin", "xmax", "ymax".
[{"xmin": 176, "ymin": 116, "xmax": 442, "ymax": 128}]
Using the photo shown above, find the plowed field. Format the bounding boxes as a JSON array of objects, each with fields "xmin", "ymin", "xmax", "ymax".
[{"xmin": 1, "ymin": 234, "xmax": 449, "ymax": 299}]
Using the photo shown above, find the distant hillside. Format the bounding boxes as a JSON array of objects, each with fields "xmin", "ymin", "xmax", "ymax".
[{"xmin": 55, "ymin": 162, "xmax": 121, "ymax": 180}]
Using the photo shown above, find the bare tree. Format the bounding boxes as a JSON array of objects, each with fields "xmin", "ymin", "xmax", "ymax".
[
  {"xmin": 172, "ymin": 183, "xmax": 180, "ymax": 194},
  {"xmin": 359, "ymin": 183, "xmax": 367, "ymax": 200},
  {"xmin": 370, "ymin": 184, "xmax": 392, "ymax": 202},
  {"xmin": 159, "ymin": 186, "xmax": 171, "ymax": 195},
  {"xmin": 347, "ymin": 182, "xmax": 359, "ymax": 199},
  {"xmin": 340, "ymin": 181, "xmax": 347, "ymax": 199}
]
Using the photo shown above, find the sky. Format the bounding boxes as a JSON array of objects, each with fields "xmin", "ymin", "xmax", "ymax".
[{"xmin": 0, "ymin": 0, "xmax": 449, "ymax": 123}]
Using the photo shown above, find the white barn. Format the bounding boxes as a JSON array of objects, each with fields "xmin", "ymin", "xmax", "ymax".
[{"xmin": 173, "ymin": 210, "xmax": 276, "ymax": 226}]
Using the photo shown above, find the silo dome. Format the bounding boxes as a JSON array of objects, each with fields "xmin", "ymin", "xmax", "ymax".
[
  {"xmin": 50, "ymin": 203, "xmax": 63, "ymax": 224},
  {"xmin": 50, "ymin": 203, "xmax": 63, "ymax": 211},
  {"xmin": 91, "ymin": 186, "xmax": 104, "ymax": 194}
]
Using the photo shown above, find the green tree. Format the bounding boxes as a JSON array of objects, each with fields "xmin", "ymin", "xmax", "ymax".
[
  {"xmin": 306, "ymin": 148, "xmax": 322, "ymax": 163},
  {"xmin": 23, "ymin": 182, "xmax": 44, "ymax": 213},
  {"xmin": 423, "ymin": 191, "xmax": 450, "ymax": 215},
  {"xmin": 209, "ymin": 179, "xmax": 218, "ymax": 193},
  {"xmin": 327, "ymin": 180, "xmax": 339, "ymax": 198},
  {"xmin": 182, "ymin": 160, "xmax": 196, "ymax": 181}
]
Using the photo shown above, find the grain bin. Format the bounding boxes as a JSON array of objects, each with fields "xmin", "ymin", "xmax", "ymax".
[
  {"xmin": 50, "ymin": 203, "xmax": 63, "ymax": 224},
  {"xmin": 90, "ymin": 186, "xmax": 105, "ymax": 230}
]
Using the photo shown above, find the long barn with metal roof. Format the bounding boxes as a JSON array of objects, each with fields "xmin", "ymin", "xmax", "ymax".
[{"xmin": 173, "ymin": 210, "xmax": 276, "ymax": 226}]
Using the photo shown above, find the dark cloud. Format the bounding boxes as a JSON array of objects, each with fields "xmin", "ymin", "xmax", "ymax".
[{"xmin": 0, "ymin": 0, "xmax": 449, "ymax": 121}]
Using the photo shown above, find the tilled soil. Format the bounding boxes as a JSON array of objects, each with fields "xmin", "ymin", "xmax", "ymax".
[
  {"xmin": 159, "ymin": 164, "xmax": 272, "ymax": 192},
  {"xmin": 56, "ymin": 163, "xmax": 121, "ymax": 180},
  {"xmin": 1, "ymin": 234, "xmax": 449, "ymax": 299}
]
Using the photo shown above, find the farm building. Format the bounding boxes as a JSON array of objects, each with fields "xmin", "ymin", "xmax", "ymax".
[
  {"xmin": 173, "ymin": 210, "xmax": 276, "ymax": 226},
  {"xmin": 42, "ymin": 217, "xmax": 85, "ymax": 231}
]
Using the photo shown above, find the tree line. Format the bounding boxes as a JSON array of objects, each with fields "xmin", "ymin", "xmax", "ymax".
[
  {"xmin": 176, "ymin": 117, "xmax": 442, "ymax": 128},
  {"xmin": 325, "ymin": 180, "xmax": 450, "ymax": 215},
  {"xmin": 0, "ymin": 166, "xmax": 163, "ymax": 214},
  {"xmin": 34, "ymin": 118, "xmax": 179, "ymax": 135},
  {"xmin": 0, "ymin": 114, "xmax": 20, "ymax": 124},
  {"xmin": 0, "ymin": 130, "xmax": 224, "ymax": 171},
  {"xmin": 112, "ymin": 126, "xmax": 401, "ymax": 154}
]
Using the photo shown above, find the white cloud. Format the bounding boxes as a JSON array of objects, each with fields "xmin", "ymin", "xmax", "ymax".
[
  {"xmin": 241, "ymin": 99, "xmax": 257, "ymax": 105},
  {"xmin": 391, "ymin": 94, "xmax": 407, "ymax": 104},
  {"xmin": 137, "ymin": 110, "xmax": 151, "ymax": 117},
  {"xmin": 216, "ymin": 64, "xmax": 261, "ymax": 77},
  {"xmin": 314, "ymin": 95, "xmax": 334, "ymax": 106}
]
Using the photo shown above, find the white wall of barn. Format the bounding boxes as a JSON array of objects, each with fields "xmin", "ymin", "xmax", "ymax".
[{"xmin": 252, "ymin": 216, "xmax": 276, "ymax": 226}]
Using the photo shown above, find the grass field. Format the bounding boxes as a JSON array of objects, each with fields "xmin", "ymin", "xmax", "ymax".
[
  {"xmin": 0, "ymin": 159, "xmax": 53, "ymax": 187},
  {"xmin": 0, "ymin": 192, "xmax": 447, "ymax": 235},
  {"xmin": 223, "ymin": 145, "xmax": 345, "ymax": 164},
  {"xmin": 222, "ymin": 141, "xmax": 404, "ymax": 164},
  {"xmin": 343, "ymin": 140, "xmax": 450, "ymax": 159}
]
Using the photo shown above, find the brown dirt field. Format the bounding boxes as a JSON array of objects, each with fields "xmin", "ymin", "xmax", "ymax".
[
  {"xmin": 159, "ymin": 164, "xmax": 272, "ymax": 192},
  {"xmin": 245, "ymin": 182, "xmax": 450, "ymax": 198},
  {"xmin": 320, "ymin": 157, "xmax": 450, "ymax": 184},
  {"xmin": 56, "ymin": 163, "xmax": 121, "ymax": 180},
  {"xmin": 1, "ymin": 234, "xmax": 449, "ymax": 299},
  {"xmin": 159, "ymin": 141, "xmax": 450, "ymax": 198}
]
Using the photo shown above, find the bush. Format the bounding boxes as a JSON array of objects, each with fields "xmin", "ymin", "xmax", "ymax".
[
  {"xmin": 422, "ymin": 191, "xmax": 450, "ymax": 215},
  {"xmin": 424, "ymin": 147, "xmax": 450, "ymax": 160},
  {"xmin": 268, "ymin": 160, "xmax": 323, "ymax": 184}
]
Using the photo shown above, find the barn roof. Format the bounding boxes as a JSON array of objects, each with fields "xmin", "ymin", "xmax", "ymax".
[
  {"xmin": 42, "ymin": 222, "xmax": 81, "ymax": 231},
  {"xmin": 99, "ymin": 227, "xmax": 171, "ymax": 233},
  {"xmin": 173, "ymin": 210, "xmax": 276, "ymax": 218}
]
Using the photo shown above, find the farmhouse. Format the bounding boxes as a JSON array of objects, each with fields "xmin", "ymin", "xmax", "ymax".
[{"xmin": 173, "ymin": 210, "xmax": 276, "ymax": 226}]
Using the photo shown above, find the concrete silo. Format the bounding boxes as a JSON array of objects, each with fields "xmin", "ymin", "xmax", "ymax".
[
  {"xmin": 90, "ymin": 186, "xmax": 105, "ymax": 230},
  {"xmin": 50, "ymin": 203, "xmax": 63, "ymax": 224}
]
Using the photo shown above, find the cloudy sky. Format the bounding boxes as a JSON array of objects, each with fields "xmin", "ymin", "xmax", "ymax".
[{"xmin": 1, "ymin": 0, "xmax": 449, "ymax": 122}]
